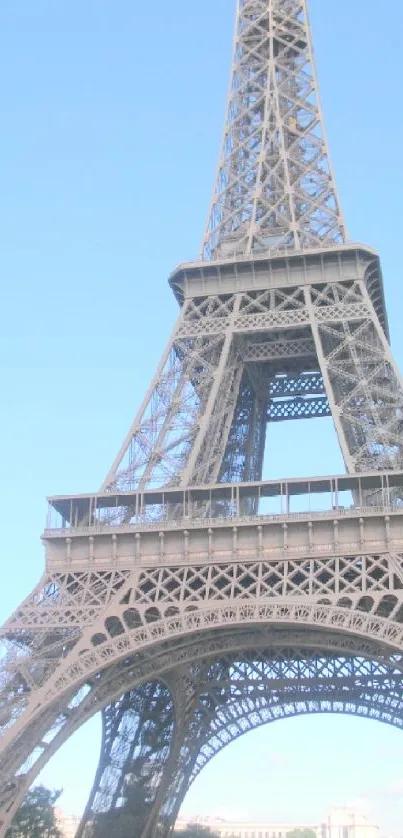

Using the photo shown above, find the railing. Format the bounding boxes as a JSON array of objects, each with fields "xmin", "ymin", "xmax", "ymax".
[
  {"xmin": 43, "ymin": 502, "xmax": 401, "ymax": 539},
  {"xmin": 45, "ymin": 469, "xmax": 403, "ymax": 533}
]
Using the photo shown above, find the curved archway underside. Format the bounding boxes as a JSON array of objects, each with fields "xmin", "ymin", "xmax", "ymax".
[
  {"xmin": 75, "ymin": 636, "xmax": 403, "ymax": 838},
  {"xmin": 2, "ymin": 1, "xmax": 403, "ymax": 837},
  {"xmin": 2, "ymin": 620, "xmax": 403, "ymax": 831}
]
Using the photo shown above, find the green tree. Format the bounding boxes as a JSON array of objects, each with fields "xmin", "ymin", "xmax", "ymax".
[
  {"xmin": 6, "ymin": 786, "xmax": 63, "ymax": 838},
  {"xmin": 286, "ymin": 830, "xmax": 317, "ymax": 838}
]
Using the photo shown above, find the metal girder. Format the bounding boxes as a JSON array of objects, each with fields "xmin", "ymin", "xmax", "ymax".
[
  {"xmin": 268, "ymin": 395, "xmax": 330, "ymax": 421},
  {"xmin": 243, "ymin": 337, "xmax": 316, "ymax": 363},
  {"xmin": 269, "ymin": 371, "xmax": 324, "ymax": 397},
  {"xmin": 76, "ymin": 648, "xmax": 403, "ymax": 837},
  {"xmin": 202, "ymin": 0, "xmax": 346, "ymax": 259},
  {"xmin": 0, "ymin": 2, "xmax": 403, "ymax": 838},
  {"xmin": 186, "ymin": 648, "xmax": 403, "ymax": 781},
  {"xmin": 267, "ymin": 370, "xmax": 330, "ymax": 421},
  {"xmin": 3, "ymin": 542, "xmax": 403, "ymax": 815},
  {"xmin": 75, "ymin": 681, "xmax": 175, "ymax": 838},
  {"xmin": 98, "ymin": 279, "xmax": 403, "ymax": 491}
]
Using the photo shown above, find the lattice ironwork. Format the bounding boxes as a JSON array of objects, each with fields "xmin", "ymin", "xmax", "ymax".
[
  {"xmin": 268, "ymin": 395, "xmax": 330, "ymax": 421},
  {"xmin": 202, "ymin": 0, "xmax": 346, "ymax": 259},
  {"xmin": 0, "ymin": 2, "xmax": 402, "ymax": 838},
  {"xmin": 99, "ymin": 277, "xmax": 403, "ymax": 491},
  {"xmin": 267, "ymin": 371, "xmax": 329, "ymax": 420},
  {"xmin": 77, "ymin": 681, "xmax": 175, "ymax": 838},
  {"xmin": 71, "ymin": 648, "xmax": 403, "ymax": 837}
]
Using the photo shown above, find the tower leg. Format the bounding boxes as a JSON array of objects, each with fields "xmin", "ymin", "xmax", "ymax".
[
  {"xmin": 75, "ymin": 680, "xmax": 175, "ymax": 838},
  {"xmin": 76, "ymin": 661, "xmax": 233, "ymax": 838},
  {"xmin": 305, "ymin": 282, "xmax": 403, "ymax": 473},
  {"xmin": 77, "ymin": 644, "xmax": 403, "ymax": 838}
]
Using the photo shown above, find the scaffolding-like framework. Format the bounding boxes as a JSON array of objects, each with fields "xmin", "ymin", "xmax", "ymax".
[{"xmin": 0, "ymin": 3, "xmax": 402, "ymax": 838}]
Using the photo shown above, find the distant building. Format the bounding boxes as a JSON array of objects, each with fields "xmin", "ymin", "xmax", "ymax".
[
  {"xmin": 175, "ymin": 809, "xmax": 379, "ymax": 838},
  {"xmin": 56, "ymin": 810, "xmax": 81, "ymax": 838},
  {"xmin": 175, "ymin": 816, "xmax": 320, "ymax": 838},
  {"xmin": 56, "ymin": 806, "xmax": 379, "ymax": 838},
  {"xmin": 321, "ymin": 808, "xmax": 379, "ymax": 838}
]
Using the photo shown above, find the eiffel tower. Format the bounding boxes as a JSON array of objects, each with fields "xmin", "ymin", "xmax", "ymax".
[{"xmin": 2, "ymin": 1, "xmax": 403, "ymax": 836}]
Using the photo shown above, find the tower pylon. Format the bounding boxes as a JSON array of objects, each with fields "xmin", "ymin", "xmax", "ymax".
[
  {"xmin": 203, "ymin": 0, "xmax": 347, "ymax": 260},
  {"xmin": 1, "ymin": 2, "xmax": 403, "ymax": 837}
]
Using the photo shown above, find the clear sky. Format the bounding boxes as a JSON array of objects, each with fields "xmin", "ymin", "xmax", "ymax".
[{"xmin": 1, "ymin": 0, "xmax": 403, "ymax": 835}]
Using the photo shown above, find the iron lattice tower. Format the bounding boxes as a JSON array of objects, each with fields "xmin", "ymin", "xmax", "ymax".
[{"xmin": 1, "ymin": 2, "xmax": 403, "ymax": 836}]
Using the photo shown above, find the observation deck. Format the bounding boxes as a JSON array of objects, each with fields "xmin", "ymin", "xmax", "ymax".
[
  {"xmin": 169, "ymin": 244, "xmax": 389, "ymax": 338},
  {"xmin": 44, "ymin": 470, "xmax": 403, "ymax": 572}
]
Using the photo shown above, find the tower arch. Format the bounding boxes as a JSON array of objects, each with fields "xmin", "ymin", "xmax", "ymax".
[{"xmin": 1, "ymin": 1, "xmax": 403, "ymax": 837}]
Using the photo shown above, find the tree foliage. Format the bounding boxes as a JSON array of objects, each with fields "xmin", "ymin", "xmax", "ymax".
[{"xmin": 5, "ymin": 785, "xmax": 63, "ymax": 838}]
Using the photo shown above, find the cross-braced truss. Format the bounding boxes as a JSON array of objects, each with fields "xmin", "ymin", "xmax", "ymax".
[
  {"xmin": 3, "ymin": 544, "xmax": 403, "ymax": 833},
  {"xmin": 69, "ymin": 646, "xmax": 403, "ymax": 837},
  {"xmin": 202, "ymin": 0, "xmax": 346, "ymax": 259},
  {"xmin": 0, "ymin": 1, "xmax": 402, "ymax": 838},
  {"xmin": 102, "ymin": 269, "xmax": 403, "ymax": 492}
]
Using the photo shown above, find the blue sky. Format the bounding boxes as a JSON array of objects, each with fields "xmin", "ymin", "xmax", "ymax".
[{"xmin": 1, "ymin": 0, "xmax": 403, "ymax": 835}]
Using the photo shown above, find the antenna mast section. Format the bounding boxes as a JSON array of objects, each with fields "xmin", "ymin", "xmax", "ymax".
[{"xmin": 203, "ymin": 0, "xmax": 346, "ymax": 260}]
